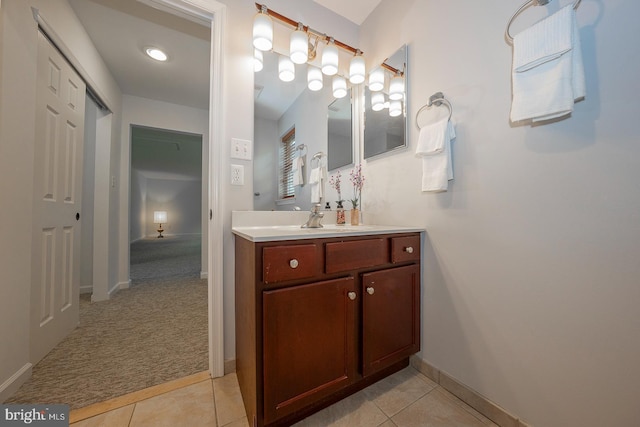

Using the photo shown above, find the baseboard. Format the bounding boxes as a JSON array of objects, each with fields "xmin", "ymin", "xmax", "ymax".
[
  {"xmin": 411, "ymin": 356, "xmax": 528, "ymax": 427},
  {"xmin": 200, "ymin": 271, "xmax": 208, "ymax": 279},
  {"xmin": 0, "ymin": 363, "xmax": 32, "ymax": 403},
  {"xmin": 224, "ymin": 359, "xmax": 236, "ymax": 375},
  {"xmin": 117, "ymin": 280, "xmax": 131, "ymax": 290}
]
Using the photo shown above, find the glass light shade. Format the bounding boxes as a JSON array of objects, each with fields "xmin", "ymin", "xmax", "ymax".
[
  {"xmin": 371, "ymin": 92, "xmax": 386, "ymax": 111},
  {"xmin": 290, "ymin": 27, "xmax": 308, "ymax": 64},
  {"xmin": 278, "ymin": 56, "xmax": 295, "ymax": 82},
  {"xmin": 389, "ymin": 100, "xmax": 403, "ymax": 117},
  {"xmin": 252, "ymin": 12, "xmax": 273, "ymax": 51},
  {"xmin": 254, "ymin": 49, "xmax": 263, "ymax": 72},
  {"xmin": 332, "ymin": 76, "xmax": 347, "ymax": 98},
  {"xmin": 153, "ymin": 211, "xmax": 167, "ymax": 224},
  {"xmin": 321, "ymin": 42, "xmax": 339, "ymax": 76},
  {"xmin": 368, "ymin": 68, "xmax": 385, "ymax": 92},
  {"xmin": 307, "ymin": 67, "xmax": 323, "ymax": 91},
  {"xmin": 389, "ymin": 75, "xmax": 405, "ymax": 101},
  {"xmin": 349, "ymin": 55, "xmax": 366, "ymax": 84}
]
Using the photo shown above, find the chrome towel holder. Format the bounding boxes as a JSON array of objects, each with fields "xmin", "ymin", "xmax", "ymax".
[
  {"xmin": 415, "ymin": 92, "xmax": 453, "ymax": 130},
  {"xmin": 505, "ymin": 0, "xmax": 582, "ymax": 44}
]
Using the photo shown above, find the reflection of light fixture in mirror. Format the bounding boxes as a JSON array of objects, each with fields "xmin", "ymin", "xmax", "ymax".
[
  {"xmin": 368, "ymin": 68, "xmax": 385, "ymax": 92},
  {"xmin": 154, "ymin": 211, "xmax": 167, "ymax": 238},
  {"xmin": 389, "ymin": 100, "xmax": 403, "ymax": 117},
  {"xmin": 278, "ymin": 56, "xmax": 295, "ymax": 82},
  {"xmin": 389, "ymin": 73, "xmax": 405, "ymax": 100},
  {"xmin": 290, "ymin": 23, "xmax": 308, "ymax": 64},
  {"xmin": 349, "ymin": 50, "xmax": 366, "ymax": 84},
  {"xmin": 371, "ymin": 92, "xmax": 386, "ymax": 111},
  {"xmin": 145, "ymin": 47, "xmax": 167, "ymax": 62},
  {"xmin": 322, "ymin": 38, "xmax": 339, "ymax": 76},
  {"xmin": 332, "ymin": 76, "xmax": 347, "ymax": 98},
  {"xmin": 253, "ymin": 5, "xmax": 273, "ymax": 51},
  {"xmin": 254, "ymin": 49, "xmax": 263, "ymax": 72},
  {"xmin": 307, "ymin": 67, "xmax": 323, "ymax": 91}
]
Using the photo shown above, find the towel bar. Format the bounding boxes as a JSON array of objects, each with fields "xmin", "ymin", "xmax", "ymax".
[
  {"xmin": 505, "ymin": 0, "xmax": 582, "ymax": 44},
  {"xmin": 416, "ymin": 92, "xmax": 453, "ymax": 130}
]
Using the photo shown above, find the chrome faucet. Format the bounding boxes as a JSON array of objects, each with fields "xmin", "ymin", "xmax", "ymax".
[{"xmin": 302, "ymin": 204, "xmax": 324, "ymax": 228}]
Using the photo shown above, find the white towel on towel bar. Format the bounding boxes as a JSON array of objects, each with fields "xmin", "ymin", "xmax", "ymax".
[
  {"xmin": 308, "ymin": 161, "xmax": 327, "ymax": 203},
  {"xmin": 416, "ymin": 118, "xmax": 456, "ymax": 192},
  {"xmin": 292, "ymin": 154, "xmax": 304, "ymax": 187},
  {"xmin": 510, "ymin": 4, "xmax": 585, "ymax": 123}
]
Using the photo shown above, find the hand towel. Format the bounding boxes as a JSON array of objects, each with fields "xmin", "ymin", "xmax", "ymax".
[
  {"xmin": 418, "ymin": 120, "xmax": 456, "ymax": 192},
  {"xmin": 292, "ymin": 155, "xmax": 305, "ymax": 187},
  {"xmin": 416, "ymin": 117, "xmax": 449, "ymax": 156},
  {"xmin": 510, "ymin": 5, "xmax": 585, "ymax": 123},
  {"xmin": 309, "ymin": 166, "xmax": 321, "ymax": 203}
]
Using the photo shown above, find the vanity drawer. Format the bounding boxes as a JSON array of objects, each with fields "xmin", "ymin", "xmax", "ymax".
[
  {"xmin": 391, "ymin": 235, "xmax": 420, "ymax": 263},
  {"xmin": 325, "ymin": 238, "xmax": 388, "ymax": 274},
  {"xmin": 263, "ymin": 244, "xmax": 318, "ymax": 283}
]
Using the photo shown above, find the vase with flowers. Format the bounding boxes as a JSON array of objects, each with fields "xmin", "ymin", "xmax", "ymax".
[
  {"xmin": 329, "ymin": 171, "xmax": 345, "ymax": 225},
  {"xmin": 349, "ymin": 164, "xmax": 365, "ymax": 225}
]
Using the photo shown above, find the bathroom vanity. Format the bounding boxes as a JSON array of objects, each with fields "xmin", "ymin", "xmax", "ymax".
[{"xmin": 233, "ymin": 223, "xmax": 423, "ymax": 426}]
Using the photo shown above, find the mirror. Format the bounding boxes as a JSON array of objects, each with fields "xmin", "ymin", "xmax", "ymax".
[
  {"xmin": 254, "ymin": 50, "xmax": 354, "ymax": 211},
  {"xmin": 364, "ymin": 44, "xmax": 408, "ymax": 159},
  {"xmin": 327, "ymin": 90, "xmax": 353, "ymax": 171}
]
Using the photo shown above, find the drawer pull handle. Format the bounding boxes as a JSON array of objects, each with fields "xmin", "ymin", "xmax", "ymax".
[
  {"xmin": 289, "ymin": 259, "xmax": 299, "ymax": 269},
  {"xmin": 405, "ymin": 246, "xmax": 414, "ymax": 254},
  {"xmin": 348, "ymin": 292, "xmax": 357, "ymax": 300},
  {"xmin": 366, "ymin": 287, "xmax": 375, "ymax": 295}
]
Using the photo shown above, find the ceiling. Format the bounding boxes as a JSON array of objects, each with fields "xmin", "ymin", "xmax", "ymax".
[{"xmin": 312, "ymin": 0, "xmax": 382, "ymax": 25}]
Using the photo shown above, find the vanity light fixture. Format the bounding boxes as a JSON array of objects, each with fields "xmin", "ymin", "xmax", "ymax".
[
  {"xmin": 307, "ymin": 67, "xmax": 323, "ymax": 91},
  {"xmin": 349, "ymin": 50, "xmax": 366, "ymax": 85},
  {"xmin": 332, "ymin": 76, "xmax": 347, "ymax": 98},
  {"xmin": 278, "ymin": 56, "xmax": 295, "ymax": 82},
  {"xmin": 254, "ymin": 49, "xmax": 264, "ymax": 72},
  {"xmin": 253, "ymin": 5, "xmax": 273, "ymax": 51},
  {"xmin": 368, "ymin": 68, "xmax": 385, "ymax": 92},
  {"xmin": 389, "ymin": 72, "xmax": 405, "ymax": 101},
  {"xmin": 321, "ymin": 38, "xmax": 339, "ymax": 76},
  {"xmin": 389, "ymin": 100, "xmax": 403, "ymax": 117},
  {"xmin": 371, "ymin": 92, "xmax": 386, "ymax": 111},
  {"xmin": 290, "ymin": 23, "xmax": 308, "ymax": 64},
  {"xmin": 145, "ymin": 47, "xmax": 167, "ymax": 62}
]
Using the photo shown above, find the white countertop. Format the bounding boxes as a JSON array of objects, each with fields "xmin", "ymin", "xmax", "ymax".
[{"xmin": 232, "ymin": 224, "xmax": 424, "ymax": 242}]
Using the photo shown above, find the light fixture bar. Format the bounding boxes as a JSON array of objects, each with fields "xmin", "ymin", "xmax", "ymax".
[{"xmin": 254, "ymin": 3, "xmax": 363, "ymax": 56}]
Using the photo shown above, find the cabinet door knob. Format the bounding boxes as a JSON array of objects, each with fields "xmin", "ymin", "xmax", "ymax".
[
  {"xmin": 366, "ymin": 287, "xmax": 375, "ymax": 295},
  {"xmin": 405, "ymin": 246, "xmax": 414, "ymax": 254},
  {"xmin": 289, "ymin": 259, "xmax": 299, "ymax": 269},
  {"xmin": 348, "ymin": 292, "xmax": 357, "ymax": 300}
]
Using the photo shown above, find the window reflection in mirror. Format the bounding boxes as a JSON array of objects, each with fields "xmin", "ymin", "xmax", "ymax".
[
  {"xmin": 327, "ymin": 89, "xmax": 353, "ymax": 171},
  {"xmin": 364, "ymin": 44, "xmax": 408, "ymax": 159}
]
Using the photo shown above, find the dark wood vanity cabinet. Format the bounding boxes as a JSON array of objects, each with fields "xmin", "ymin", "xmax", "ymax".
[{"xmin": 235, "ymin": 232, "xmax": 421, "ymax": 427}]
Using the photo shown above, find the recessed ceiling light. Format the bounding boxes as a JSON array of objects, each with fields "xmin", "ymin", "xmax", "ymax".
[{"xmin": 145, "ymin": 47, "xmax": 168, "ymax": 62}]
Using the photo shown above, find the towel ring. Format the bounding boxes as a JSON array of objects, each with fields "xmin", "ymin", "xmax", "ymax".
[
  {"xmin": 416, "ymin": 92, "xmax": 453, "ymax": 130},
  {"xmin": 505, "ymin": 0, "xmax": 582, "ymax": 44}
]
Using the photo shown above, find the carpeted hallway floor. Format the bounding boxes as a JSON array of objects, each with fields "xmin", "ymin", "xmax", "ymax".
[{"xmin": 6, "ymin": 234, "xmax": 208, "ymax": 409}]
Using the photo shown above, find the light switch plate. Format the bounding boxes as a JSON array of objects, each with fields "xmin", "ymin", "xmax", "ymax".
[
  {"xmin": 231, "ymin": 164, "xmax": 244, "ymax": 186},
  {"xmin": 231, "ymin": 138, "xmax": 252, "ymax": 160}
]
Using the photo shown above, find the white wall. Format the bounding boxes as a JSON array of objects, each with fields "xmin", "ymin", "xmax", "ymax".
[
  {"xmin": 144, "ymin": 177, "xmax": 202, "ymax": 236},
  {"xmin": 130, "ymin": 169, "xmax": 147, "ymax": 241},
  {"xmin": 0, "ymin": 0, "xmax": 123, "ymax": 398},
  {"xmin": 359, "ymin": 0, "xmax": 640, "ymax": 426},
  {"xmin": 119, "ymin": 95, "xmax": 209, "ymax": 281},
  {"xmin": 253, "ymin": 117, "xmax": 278, "ymax": 211}
]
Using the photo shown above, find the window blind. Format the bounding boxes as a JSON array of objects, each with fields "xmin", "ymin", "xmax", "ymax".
[{"xmin": 279, "ymin": 128, "xmax": 296, "ymax": 200}]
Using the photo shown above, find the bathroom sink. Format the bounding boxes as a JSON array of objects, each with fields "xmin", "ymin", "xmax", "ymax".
[{"xmin": 232, "ymin": 223, "xmax": 423, "ymax": 242}]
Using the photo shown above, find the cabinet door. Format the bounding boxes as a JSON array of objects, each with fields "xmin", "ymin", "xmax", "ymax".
[
  {"xmin": 362, "ymin": 264, "xmax": 420, "ymax": 377},
  {"xmin": 263, "ymin": 276, "xmax": 357, "ymax": 424}
]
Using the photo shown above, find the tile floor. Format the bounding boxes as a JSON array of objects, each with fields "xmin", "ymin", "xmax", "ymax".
[{"xmin": 70, "ymin": 367, "xmax": 498, "ymax": 427}]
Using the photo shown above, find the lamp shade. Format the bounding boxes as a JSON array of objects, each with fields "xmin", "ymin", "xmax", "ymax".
[
  {"xmin": 154, "ymin": 211, "xmax": 167, "ymax": 224},
  {"xmin": 307, "ymin": 67, "xmax": 323, "ymax": 91},
  {"xmin": 389, "ymin": 100, "xmax": 403, "ymax": 117},
  {"xmin": 254, "ymin": 49, "xmax": 263, "ymax": 72},
  {"xmin": 290, "ymin": 25, "xmax": 308, "ymax": 64},
  {"xmin": 321, "ymin": 41, "xmax": 339, "ymax": 76},
  {"xmin": 389, "ymin": 74, "xmax": 404, "ymax": 101},
  {"xmin": 349, "ymin": 54, "xmax": 365, "ymax": 85},
  {"xmin": 252, "ymin": 11, "xmax": 273, "ymax": 51},
  {"xmin": 332, "ymin": 76, "xmax": 347, "ymax": 98},
  {"xmin": 368, "ymin": 68, "xmax": 385, "ymax": 92},
  {"xmin": 371, "ymin": 92, "xmax": 386, "ymax": 111},
  {"xmin": 278, "ymin": 56, "xmax": 295, "ymax": 82}
]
